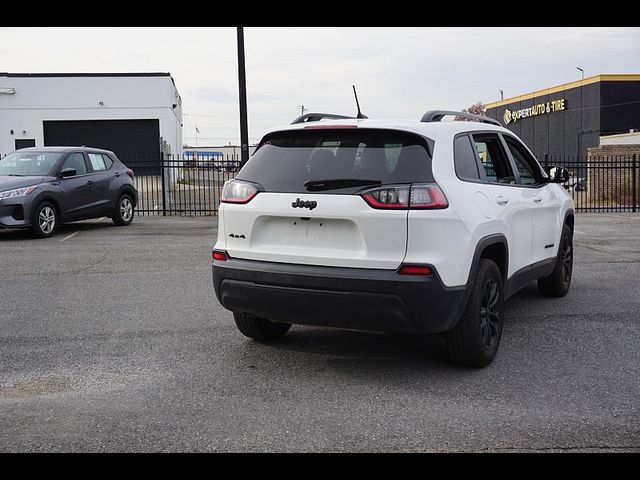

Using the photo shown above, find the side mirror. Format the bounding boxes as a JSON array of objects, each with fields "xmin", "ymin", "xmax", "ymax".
[
  {"xmin": 545, "ymin": 166, "xmax": 570, "ymax": 183},
  {"xmin": 59, "ymin": 168, "xmax": 77, "ymax": 178}
]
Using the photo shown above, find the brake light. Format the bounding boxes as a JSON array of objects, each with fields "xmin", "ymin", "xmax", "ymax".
[
  {"xmin": 409, "ymin": 183, "xmax": 448, "ymax": 209},
  {"xmin": 212, "ymin": 250, "xmax": 228, "ymax": 261},
  {"xmin": 361, "ymin": 183, "xmax": 448, "ymax": 210},
  {"xmin": 126, "ymin": 169, "xmax": 134, "ymax": 179},
  {"xmin": 398, "ymin": 264, "xmax": 433, "ymax": 275},
  {"xmin": 221, "ymin": 180, "xmax": 260, "ymax": 204}
]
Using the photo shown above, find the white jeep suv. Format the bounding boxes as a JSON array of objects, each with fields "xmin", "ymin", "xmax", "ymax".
[{"xmin": 212, "ymin": 110, "xmax": 574, "ymax": 367}]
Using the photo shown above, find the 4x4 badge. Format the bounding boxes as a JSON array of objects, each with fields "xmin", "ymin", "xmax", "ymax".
[{"xmin": 291, "ymin": 198, "xmax": 317, "ymax": 210}]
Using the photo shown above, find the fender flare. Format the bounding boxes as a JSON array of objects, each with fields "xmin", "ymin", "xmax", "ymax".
[
  {"xmin": 465, "ymin": 234, "xmax": 509, "ymax": 286},
  {"xmin": 117, "ymin": 185, "xmax": 138, "ymax": 207}
]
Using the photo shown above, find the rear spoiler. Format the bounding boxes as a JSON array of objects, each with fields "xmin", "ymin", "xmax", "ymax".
[{"xmin": 291, "ymin": 113, "xmax": 356, "ymax": 124}]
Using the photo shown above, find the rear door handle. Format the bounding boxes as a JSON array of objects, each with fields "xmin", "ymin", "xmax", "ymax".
[
  {"xmin": 496, "ymin": 196, "xmax": 509, "ymax": 205},
  {"xmin": 533, "ymin": 194, "xmax": 543, "ymax": 203}
]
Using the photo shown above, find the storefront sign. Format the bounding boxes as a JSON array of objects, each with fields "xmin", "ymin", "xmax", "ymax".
[{"xmin": 503, "ymin": 99, "xmax": 566, "ymax": 124}]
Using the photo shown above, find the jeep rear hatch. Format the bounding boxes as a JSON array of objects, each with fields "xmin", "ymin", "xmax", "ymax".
[{"xmin": 221, "ymin": 128, "xmax": 436, "ymax": 269}]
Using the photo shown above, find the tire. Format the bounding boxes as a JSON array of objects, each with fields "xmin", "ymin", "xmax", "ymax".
[
  {"xmin": 537, "ymin": 224, "xmax": 573, "ymax": 297},
  {"xmin": 233, "ymin": 312, "xmax": 291, "ymax": 341},
  {"xmin": 30, "ymin": 201, "xmax": 58, "ymax": 238},
  {"xmin": 113, "ymin": 194, "xmax": 134, "ymax": 226},
  {"xmin": 445, "ymin": 259, "xmax": 505, "ymax": 368}
]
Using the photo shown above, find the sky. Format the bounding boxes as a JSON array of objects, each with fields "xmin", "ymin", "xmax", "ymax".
[{"xmin": 1, "ymin": 27, "xmax": 639, "ymax": 146}]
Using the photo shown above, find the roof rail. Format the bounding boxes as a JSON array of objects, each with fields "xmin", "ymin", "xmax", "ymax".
[
  {"xmin": 291, "ymin": 113, "xmax": 355, "ymax": 124},
  {"xmin": 420, "ymin": 110, "xmax": 501, "ymax": 127}
]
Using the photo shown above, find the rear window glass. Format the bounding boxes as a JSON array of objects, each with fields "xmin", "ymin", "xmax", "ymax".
[{"xmin": 237, "ymin": 128, "xmax": 434, "ymax": 193}]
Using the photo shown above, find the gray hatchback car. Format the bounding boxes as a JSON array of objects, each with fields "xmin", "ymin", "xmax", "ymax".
[{"xmin": 0, "ymin": 146, "xmax": 138, "ymax": 238}]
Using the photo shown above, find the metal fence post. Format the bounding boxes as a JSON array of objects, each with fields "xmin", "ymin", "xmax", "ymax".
[
  {"xmin": 161, "ymin": 153, "xmax": 167, "ymax": 216},
  {"xmin": 544, "ymin": 153, "xmax": 549, "ymax": 171},
  {"xmin": 633, "ymin": 154, "xmax": 637, "ymax": 213}
]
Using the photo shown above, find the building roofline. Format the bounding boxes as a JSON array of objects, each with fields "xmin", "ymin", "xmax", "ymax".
[
  {"xmin": 599, "ymin": 131, "xmax": 640, "ymax": 139},
  {"xmin": 0, "ymin": 72, "xmax": 172, "ymax": 78},
  {"xmin": 486, "ymin": 74, "xmax": 640, "ymax": 109}
]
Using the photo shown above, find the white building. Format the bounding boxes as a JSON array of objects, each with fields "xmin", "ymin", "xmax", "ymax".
[{"xmin": 0, "ymin": 72, "xmax": 183, "ymax": 164}]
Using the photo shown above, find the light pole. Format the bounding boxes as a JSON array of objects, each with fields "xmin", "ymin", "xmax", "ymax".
[
  {"xmin": 576, "ymin": 67, "xmax": 584, "ymax": 157},
  {"xmin": 499, "ymin": 89, "xmax": 504, "ymax": 101},
  {"xmin": 237, "ymin": 27, "xmax": 249, "ymax": 167}
]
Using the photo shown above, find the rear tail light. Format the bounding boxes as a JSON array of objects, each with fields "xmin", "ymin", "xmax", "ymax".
[
  {"xmin": 409, "ymin": 184, "xmax": 448, "ymax": 209},
  {"xmin": 362, "ymin": 185, "xmax": 410, "ymax": 209},
  {"xmin": 361, "ymin": 183, "xmax": 448, "ymax": 210},
  {"xmin": 126, "ymin": 169, "xmax": 134, "ymax": 179},
  {"xmin": 212, "ymin": 250, "xmax": 228, "ymax": 261},
  {"xmin": 221, "ymin": 180, "xmax": 260, "ymax": 204},
  {"xmin": 398, "ymin": 264, "xmax": 433, "ymax": 275}
]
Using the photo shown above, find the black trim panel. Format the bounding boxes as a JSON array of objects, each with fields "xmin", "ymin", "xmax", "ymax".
[
  {"xmin": 505, "ymin": 257, "xmax": 556, "ymax": 299},
  {"xmin": 465, "ymin": 234, "xmax": 509, "ymax": 285},
  {"xmin": 212, "ymin": 257, "xmax": 468, "ymax": 334}
]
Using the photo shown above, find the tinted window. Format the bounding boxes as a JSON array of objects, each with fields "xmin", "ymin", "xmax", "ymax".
[
  {"xmin": 62, "ymin": 153, "xmax": 87, "ymax": 175},
  {"xmin": 88, "ymin": 153, "xmax": 108, "ymax": 172},
  {"xmin": 503, "ymin": 136, "xmax": 543, "ymax": 185},
  {"xmin": 454, "ymin": 134, "xmax": 481, "ymax": 181},
  {"xmin": 0, "ymin": 151, "xmax": 61, "ymax": 176},
  {"xmin": 471, "ymin": 134, "xmax": 515, "ymax": 184},
  {"xmin": 237, "ymin": 129, "xmax": 434, "ymax": 194}
]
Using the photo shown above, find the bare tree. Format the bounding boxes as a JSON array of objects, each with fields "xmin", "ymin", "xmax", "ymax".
[{"xmin": 455, "ymin": 102, "xmax": 487, "ymax": 120}]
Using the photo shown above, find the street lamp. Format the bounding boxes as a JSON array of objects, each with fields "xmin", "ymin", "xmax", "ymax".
[
  {"xmin": 237, "ymin": 27, "xmax": 249, "ymax": 167},
  {"xmin": 499, "ymin": 89, "xmax": 504, "ymax": 100},
  {"xmin": 576, "ymin": 67, "xmax": 584, "ymax": 158}
]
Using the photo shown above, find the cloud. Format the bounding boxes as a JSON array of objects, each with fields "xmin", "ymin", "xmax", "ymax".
[{"xmin": 1, "ymin": 27, "xmax": 639, "ymax": 144}]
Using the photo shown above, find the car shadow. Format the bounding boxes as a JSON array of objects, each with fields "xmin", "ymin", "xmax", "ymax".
[
  {"xmin": 249, "ymin": 326, "xmax": 470, "ymax": 374},
  {"xmin": 0, "ymin": 219, "xmax": 114, "ymax": 241}
]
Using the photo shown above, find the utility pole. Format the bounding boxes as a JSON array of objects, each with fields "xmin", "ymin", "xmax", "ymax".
[
  {"xmin": 298, "ymin": 105, "xmax": 307, "ymax": 116},
  {"xmin": 237, "ymin": 27, "xmax": 249, "ymax": 167},
  {"xmin": 577, "ymin": 67, "xmax": 584, "ymax": 157}
]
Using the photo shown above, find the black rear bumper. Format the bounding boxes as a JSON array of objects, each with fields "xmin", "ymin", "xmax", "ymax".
[{"xmin": 212, "ymin": 257, "xmax": 468, "ymax": 334}]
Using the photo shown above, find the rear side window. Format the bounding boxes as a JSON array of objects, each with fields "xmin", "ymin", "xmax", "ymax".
[
  {"xmin": 454, "ymin": 134, "xmax": 481, "ymax": 181},
  {"xmin": 471, "ymin": 133, "xmax": 515, "ymax": 184},
  {"xmin": 237, "ymin": 128, "xmax": 434, "ymax": 194},
  {"xmin": 102, "ymin": 154, "xmax": 114, "ymax": 169}
]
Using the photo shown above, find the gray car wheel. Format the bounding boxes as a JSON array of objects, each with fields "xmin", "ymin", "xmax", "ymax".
[
  {"xmin": 31, "ymin": 202, "xmax": 57, "ymax": 238},
  {"xmin": 113, "ymin": 194, "xmax": 134, "ymax": 226}
]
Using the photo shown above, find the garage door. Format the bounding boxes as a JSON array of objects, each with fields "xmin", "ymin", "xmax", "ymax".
[{"xmin": 43, "ymin": 119, "xmax": 161, "ymax": 175}]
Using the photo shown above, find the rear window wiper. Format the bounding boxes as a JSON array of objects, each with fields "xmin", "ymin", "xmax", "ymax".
[{"xmin": 304, "ymin": 178, "xmax": 382, "ymax": 191}]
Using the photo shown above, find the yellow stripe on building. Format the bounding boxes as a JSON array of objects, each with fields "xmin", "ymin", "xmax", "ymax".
[{"xmin": 486, "ymin": 74, "xmax": 640, "ymax": 109}]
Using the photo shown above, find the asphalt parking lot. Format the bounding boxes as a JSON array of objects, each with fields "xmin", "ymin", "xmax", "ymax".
[{"xmin": 0, "ymin": 213, "xmax": 639, "ymax": 452}]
